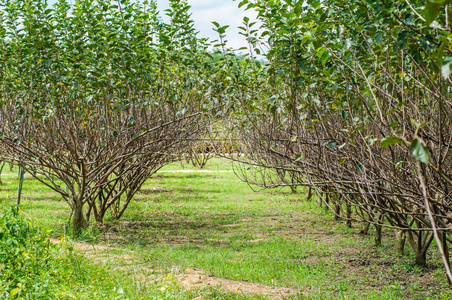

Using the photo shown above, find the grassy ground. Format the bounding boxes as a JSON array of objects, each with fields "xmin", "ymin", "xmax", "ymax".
[{"xmin": 0, "ymin": 158, "xmax": 451, "ymax": 299}]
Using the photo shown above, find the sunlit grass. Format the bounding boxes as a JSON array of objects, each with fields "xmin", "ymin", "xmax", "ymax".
[{"xmin": 0, "ymin": 159, "xmax": 450, "ymax": 299}]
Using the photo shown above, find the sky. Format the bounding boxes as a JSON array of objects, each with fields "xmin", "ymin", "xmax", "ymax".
[
  {"xmin": 46, "ymin": 0, "xmax": 259, "ymax": 51},
  {"xmin": 156, "ymin": 0, "xmax": 258, "ymax": 50}
]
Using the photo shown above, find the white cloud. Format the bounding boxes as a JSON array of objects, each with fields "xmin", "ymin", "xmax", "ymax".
[
  {"xmin": 157, "ymin": 0, "xmax": 259, "ymax": 50},
  {"xmin": 46, "ymin": 0, "xmax": 260, "ymax": 50}
]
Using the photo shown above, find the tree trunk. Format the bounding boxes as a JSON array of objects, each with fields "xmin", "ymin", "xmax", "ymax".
[
  {"xmin": 440, "ymin": 232, "xmax": 451, "ymax": 285},
  {"xmin": 395, "ymin": 230, "xmax": 406, "ymax": 255},
  {"xmin": 334, "ymin": 204, "xmax": 340, "ymax": 220},
  {"xmin": 360, "ymin": 221, "xmax": 370, "ymax": 235},
  {"xmin": 324, "ymin": 192, "xmax": 329, "ymax": 212},
  {"xmin": 306, "ymin": 187, "xmax": 313, "ymax": 201},
  {"xmin": 0, "ymin": 162, "xmax": 4, "ymax": 184},
  {"xmin": 405, "ymin": 229, "xmax": 434, "ymax": 267},
  {"xmin": 72, "ymin": 199, "xmax": 86, "ymax": 235},
  {"xmin": 415, "ymin": 251, "xmax": 427, "ymax": 267},
  {"xmin": 374, "ymin": 223, "xmax": 382, "ymax": 246},
  {"xmin": 374, "ymin": 213, "xmax": 385, "ymax": 246},
  {"xmin": 346, "ymin": 203, "xmax": 352, "ymax": 228}
]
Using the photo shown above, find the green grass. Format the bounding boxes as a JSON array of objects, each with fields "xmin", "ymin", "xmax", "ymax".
[{"xmin": 0, "ymin": 159, "xmax": 451, "ymax": 299}]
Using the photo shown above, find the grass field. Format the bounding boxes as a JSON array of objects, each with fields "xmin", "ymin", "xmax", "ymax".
[{"xmin": 0, "ymin": 158, "xmax": 450, "ymax": 299}]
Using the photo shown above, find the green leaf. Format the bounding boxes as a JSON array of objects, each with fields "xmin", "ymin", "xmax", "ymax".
[
  {"xmin": 316, "ymin": 47, "xmax": 329, "ymax": 65},
  {"xmin": 295, "ymin": 154, "xmax": 303, "ymax": 161},
  {"xmin": 441, "ymin": 57, "xmax": 452, "ymax": 78},
  {"xmin": 327, "ymin": 141, "xmax": 337, "ymax": 148},
  {"xmin": 268, "ymin": 95, "xmax": 277, "ymax": 105},
  {"xmin": 316, "ymin": 47, "xmax": 327, "ymax": 58},
  {"xmin": 425, "ymin": 1, "xmax": 442, "ymax": 25},
  {"xmin": 341, "ymin": 110, "xmax": 349, "ymax": 119},
  {"xmin": 375, "ymin": 32, "xmax": 383, "ymax": 44},
  {"xmin": 389, "ymin": 121, "xmax": 399, "ymax": 128},
  {"xmin": 410, "ymin": 118, "xmax": 419, "ymax": 127},
  {"xmin": 238, "ymin": 0, "xmax": 248, "ymax": 8},
  {"xmin": 436, "ymin": 39, "xmax": 446, "ymax": 65},
  {"xmin": 410, "ymin": 138, "xmax": 429, "ymax": 164},
  {"xmin": 10, "ymin": 289, "xmax": 19, "ymax": 297},
  {"xmin": 320, "ymin": 52, "xmax": 329, "ymax": 65},
  {"xmin": 309, "ymin": 0, "xmax": 321, "ymax": 9},
  {"xmin": 395, "ymin": 161, "xmax": 405, "ymax": 169},
  {"xmin": 294, "ymin": 3, "xmax": 303, "ymax": 14},
  {"xmin": 380, "ymin": 136, "xmax": 405, "ymax": 148}
]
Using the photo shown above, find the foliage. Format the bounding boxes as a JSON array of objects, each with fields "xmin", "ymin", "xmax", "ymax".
[{"xmin": 0, "ymin": 207, "xmax": 86, "ymax": 298}]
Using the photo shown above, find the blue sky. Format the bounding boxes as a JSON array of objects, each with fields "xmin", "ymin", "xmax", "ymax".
[{"xmin": 46, "ymin": 0, "xmax": 258, "ymax": 50}]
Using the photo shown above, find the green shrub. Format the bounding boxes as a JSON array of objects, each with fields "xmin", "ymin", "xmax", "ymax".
[
  {"xmin": 0, "ymin": 208, "xmax": 186, "ymax": 299},
  {"xmin": 0, "ymin": 208, "xmax": 125, "ymax": 299},
  {"xmin": 0, "ymin": 208, "xmax": 64, "ymax": 298}
]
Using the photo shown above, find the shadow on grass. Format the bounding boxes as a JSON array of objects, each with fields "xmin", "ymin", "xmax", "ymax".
[
  {"xmin": 100, "ymin": 211, "xmax": 244, "ymax": 247},
  {"xmin": 26, "ymin": 195, "xmax": 62, "ymax": 201},
  {"xmin": 137, "ymin": 189, "xmax": 174, "ymax": 195},
  {"xmin": 153, "ymin": 173, "xmax": 205, "ymax": 179}
]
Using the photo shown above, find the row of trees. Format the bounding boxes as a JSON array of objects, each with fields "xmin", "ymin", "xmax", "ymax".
[
  {"xmin": 217, "ymin": 0, "xmax": 452, "ymax": 280},
  {"xmin": 0, "ymin": 0, "xmax": 229, "ymax": 233}
]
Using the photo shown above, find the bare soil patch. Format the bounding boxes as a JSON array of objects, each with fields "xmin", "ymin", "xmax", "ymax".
[
  {"xmin": 49, "ymin": 238, "xmax": 137, "ymax": 264},
  {"xmin": 176, "ymin": 268, "xmax": 300, "ymax": 299}
]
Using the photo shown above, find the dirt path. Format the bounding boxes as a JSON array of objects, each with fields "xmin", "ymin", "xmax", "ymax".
[
  {"xmin": 49, "ymin": 238, "xmax": 300, "ymax": 299},
  {"xmin": 176, "ymin": 268, "xmax": 298, "ymax": 299},
  {"xmin": 49, "ymin": 238, "xmax": 137, "ymax": 263}
]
